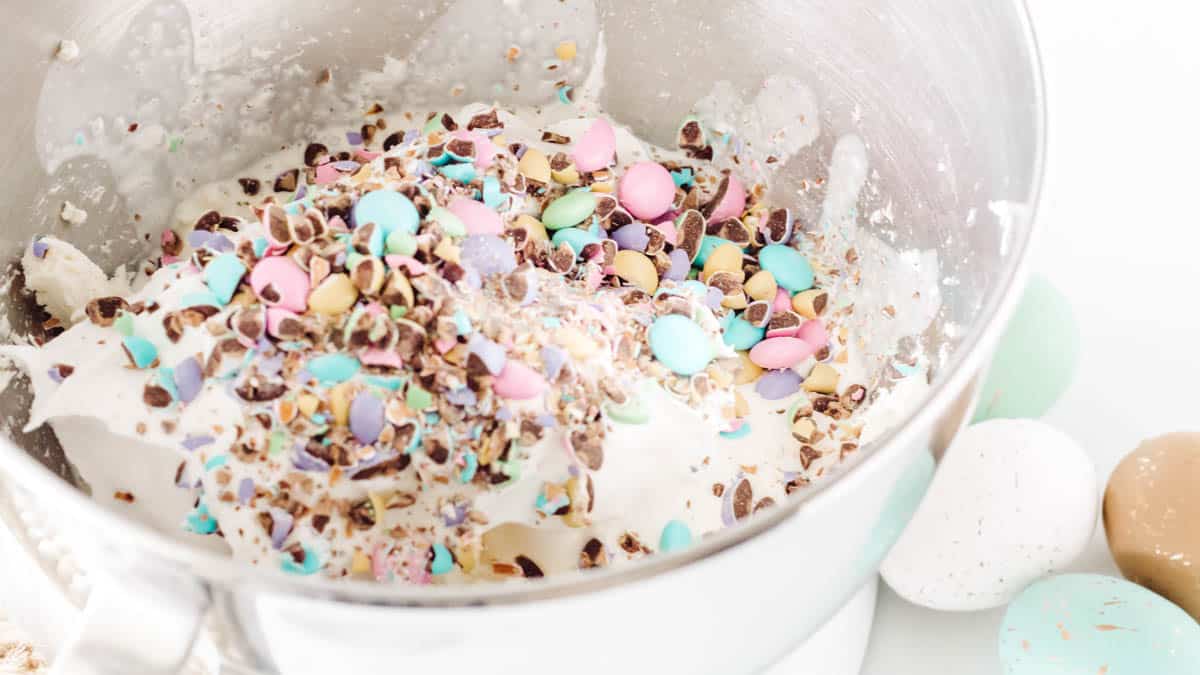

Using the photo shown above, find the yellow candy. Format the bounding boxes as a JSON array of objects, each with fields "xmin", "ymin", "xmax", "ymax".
[
  {"xmin": 555, "ymin": 40, "xmax": 577, "ymax": 61},
  {"xmin": 455, "ymin": 544, "xmax": 479, "ymax": 573},
  {"xmin": 791, "ymin": 418, "xmax": 817, "ymax": 443},
  {"xmin": 613, "ymin": 250, "xmax": 659, "ymax": 294},
  {"xmin": 803, "ymin": 363, "xmax": 841, "ymax": 394},
  {"xmin": 297, "ymin": 394, "xmax": 319, "ymax": 417},
  {"xmin": 512, "ymin": 214, "xmax": 548, "ymax": 243},
  {"xmin": 329, "ymin": 382, "xmax": 355, "ymax": 426},
  {"xmin": 551, "ymin": 157, "xmax": 581, "ymax": 185},
  {"xmin": 518, "ymin": 147, "xmax": 551, "ymax": 184},
  {"xmin": 744, "ymin": 270, "xmax": 778, "ymax": 302},
  {"xmin": 590, "ymin": 180, "xmax": 615, "ymax": 193},
  {"xmin": 792, "ymin": 289, "xmax": 829, "ymax": 319},
  {"xmin": 555, "ymin": 326, "xmax": 599, "ymax": 359},
  {"xmin": 734, "ymin": 352, "xmax": 763, "ymax": 385},
  {"xmin": 433, "ymin": 239, "xmax": 461, "ymax": 264},
  {"xmin": 308, "ymin": 274, "xmax": 359, "ymax": 315},
  {"xmin": 368, "ymin": 491, "xmax": 390, "ymax": 529},
  {"xmin": 701, "ymin": 242, "xmax": 744, "ymax": 282},
  {"xmin": 721, "ymin": 292, "xmax": 748, "ymax": 310},
  {"xmin": 350, "ymin": 550, "xmax": 371, "ymax": 576}
]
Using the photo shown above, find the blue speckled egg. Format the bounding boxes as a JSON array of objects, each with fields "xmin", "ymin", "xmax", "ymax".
[{"xmin": 1000, "ymin": 574, "xmax": 1200, "ymax": 674}]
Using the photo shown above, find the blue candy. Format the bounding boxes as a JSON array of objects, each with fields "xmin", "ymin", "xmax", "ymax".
[
  {"xmin": 482, "ymin": 176, "xmax": 504, "ymax": 209},
  {"xmin": 307, "ymin": 353, "xmax": 361, "ymax": 384},
  {"xmin": 722, "ymin": 316, "xmax": 766, "ymax": 351},
  {"xmin": 659, "ymin": 520, "xmax": 693, "ymax": 553},
  {"xmin": 354, "ymin": 190, "xmax": 420, "ymax": 237},
  {"xmin": 430, "ymin": 542, "xmax": 454, "ymax": 575},
  {"xmin": 121, "ymin": 336, "xmax": 159, "ymax": 369},
  {"xmin": 758, "ymin": 244, "xmax": 815, "ymax": 293},
  {"xmin": 551, "ymin": 227, "xmax": 602, "ymax": 258},
  {"xmin": 438, "ymin": 163, "xmax": 476, "ymax": 183},
  {"xmin": 203, "ymin": 253, "xmax": 247, "ymax": 305},
  {"xmin": 649, "ymin": 315, "xmax": 713, "ymax": 376}
]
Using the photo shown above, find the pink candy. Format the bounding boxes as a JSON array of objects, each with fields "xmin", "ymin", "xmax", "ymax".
[
  {"xmin": 361, "ymin": 349, "xmax": 403, "ymax": 369},
  {"xmin": 250, "ymin": 256, "xmax": 310, "ymax": 312},
  {"xmin": 707, "ymin": 174, "xmax": 747, "ymax": 223},
  {"xmin": 433, "ymin": 338, "xmax": 457, "ymax": 354},
  {"xmin": 772, "ymin": 287, "xmax": 792, "ymax": 313},
  {"xmin": 492, "ymin": 360, "xmax": 547, "ymax": 400},
  {"xmin": 265, "ymin": 308, "xmax": 299, "ymax": 339},
  {"xmin": 449, "ymin": 198, "xmax": 502, "ymax": 236},
  {"xmin": 385, "ymin": 255, "xmax": 428, "ymax": 276},
  {"xmin": 749, "ymin": 337, "xmax": 817, "ymax": 370},
  {"xmin": 619, "ymin": 162, "xmax": 676, "ymax": 220},
  {"xmin": 355, "ymin": 149, "xmax": 381, "ymax": 162},
  {"xmin": 654, "ymin": 216, "xmax": 679, "ymax": 246},
  {"xmin": 797, "ymin": 319, "xmax": 828, "ymax": 350},
  {"xmin": 453, "ymin": 130, "xmax": 498, "ymax": 170},
  {"xmin": 315, "ymin": 163, "xmax": 341, "ymax": 185},
  {"xmin": 573, "ymin": 118, "xmax": 616, "ymax": 172}
]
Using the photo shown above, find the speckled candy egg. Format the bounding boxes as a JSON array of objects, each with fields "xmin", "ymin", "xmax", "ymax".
[
  {"xmin": 973, "ymin": 275, "xmax": 1079, "ymax": 422},
  {"xmin": 618, "ymin": 162, "xmax": 676, "ymax": 220},
  {"xmin": 880, "ymin": 419, "xmax": 1097, "ymax": 611},
  {"xmin": 1000, "ymin": 574, "xmax": 1200, "ymax": 674},
  {"xmin": 1104, "ymin": 433, "xmax": 1200, "ymax": 621}
]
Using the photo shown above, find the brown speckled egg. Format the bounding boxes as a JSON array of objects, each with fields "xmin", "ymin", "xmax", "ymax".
[{"xmin": 1103, "ymin": 432, "xmax": 1200, "ymax": 620}]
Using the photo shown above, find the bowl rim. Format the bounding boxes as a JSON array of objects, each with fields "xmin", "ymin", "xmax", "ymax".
[{"xmin": 0, "ymin": 0, "xmax": 1048, "ymax": 608}]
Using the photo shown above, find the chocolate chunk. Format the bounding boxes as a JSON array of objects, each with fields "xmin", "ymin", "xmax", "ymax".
[
  {"xmin": 440, "ymin": 113, "xmax": 459, "ymax": 131},
  {"xmin": 468, "ymin": 109, "xmax": 501, "ymax": 130},
  {"xmin": 675, "ymin": 210, "xmax": 706, "ymax": 262},
  {"xmin": 311, "ymin": 514, "xmax": 330, "ymax": 533},
  {"xmin": 305, "ymin": 439, "xmax": 352, "ymax": 467},
  {"xmin": 767, "ymin": 310, "xmax": 803, "ymax": 333},
  {"xmin": 427, "ymin": 440, "xmax": 449, "ymax": 464},
  {"xmin": 273, "ymin": 169, "xmax": 300, "ymax": 193},
  {"xmin": 541, "ymin": 131, "xmax": 570, "ymax": 144},
  {"xmin": 382, "ymin": 132, "xmax": 405, "ymax": 152},
  {"xmin": 347, "ymin": 499, "xmax": 376, "ymax": 530},
  {"xmin": 160, "ymin": 230, "xmax": 183, "ymax": 257},
  {"xmin": 303, "ymin": 143, "xmax": 329, "ymax": 167},
  {"xmin": 514, "ymin": 555, "xmax": 544, "ymax": 578},
  {"xmin": 235, "ymin": 377, "xmax": 287, "ymax": 402},
  {"xmin": 580, "ymin": 538, "xmax": 607, "ymax": 569},
  {"xmin": 799, "ymin": 445, "xmax": 821, "ymax": 470},
  {"xmin": 571, "ymin": 428, "xmax": 604, "ymax": 471},
  {"xmin": 194, "ymin": 210, "xmax": 221, "ymax": 232},
  {"xmin": 142, "ymin": 384, "xmax": 172, "ymax": 408},
  {"xmin": 85, "ymin": 296, "xmax": 130, "ymax": 327},
  {"xmin": 351, "ymin": 454, "xmax": 412, "ymax": 480},
  {"xmin": 754, "ymin": 497, "xmax": 776, "ymax": 513},
  {"xmin": 733, "ymin": 478, "xmax": 753, "ymax": 520},
  {"xmin": 238, "ymin": 178, "xmax": 261, "ymax": 196},
  {"xmin": 678, "ymin": 120, "xmax": 704, "ymax": 149},
  {"xmin": 546, "ymin": 243, "xmax": 576, "ymax": 274}
]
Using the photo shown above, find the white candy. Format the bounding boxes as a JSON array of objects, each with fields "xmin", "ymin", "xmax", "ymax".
[{"xmin": 880, "ymin": 419, "xmax": 1097, "ymax": 611}]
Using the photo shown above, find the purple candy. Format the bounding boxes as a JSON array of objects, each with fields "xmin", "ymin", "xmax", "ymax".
[
  {"xmin": 611, "ymin": 223, "xmax": 650, "ymax": 251},
  {"xmin": 664, "ymin": 249, "xmax": 691, "ymax": 281},
  {"xmin": 331, "ymin": 160, "xmax": 362, "ymax": 172},
  {"xmin": 534, "ymin": 414, "xmax": 558, "ymax": 428},
  {"xmin": 257, "ymin": 353, "xmax": 285, "ymax": 378},
  {"xmin": 269, "ymin": 507, "xmax": 294, "ymax": 549},
  {"xmin": 237, "ymin": 478, "xmax": 255, "ymax": 505},
  {"xmin": 755, "ymin": 369, "xmax": 803, "ymax": 400},
  {"xmin": 705, "ymin": 286, "xmax": 725, "ymax": 309},
  {"xmin": 445, "ymin": 387, "xmax": 477, "ymax": 407},
  {"xmin": 442, "ymin": 502, "xmax": 470, "ymax": 527},
  {"xmin": 402, "ymin": 129, "xmax": 419, "ymax": 145},
  {"xmin": 294, "ymin": 183, "xmax": 308, "ymax": 201},
  {"xmin": 495, "ymin": 407, "xmax": 513, "ymax": 421},
  {"xmin": 346, "ymin": 131, "xmax": 364, "ymax": 146},
  {"xmin": 47, "ymin": 367, "xmax": 64, "ymax": 384},
  {"xmin": 187, "ymin": 230, "xmax": 212, "ymax": 249},
  {"xmin": 181, "ymin": 435, "xmax": 215, "ymax": 451},
  {"xmin": 349, "ymin": 391, "xmax": 385, "ymax": 445},
  {"xmin": 461, "ymin": 235, "xmax": 517, "ymax": 277},
  {"xmin": 541, "ymin": 345, "xmax": 567, "ymax": 380},
  {"xmin": 468, "ymin": 335, "xmax": 507, "ymax": 375},
  {"xmin": 720, "ymin": 476, "xmax": 739, "ymax": 527},
  {"xmin": 293, "ymin": 442, "xmax": 332, "ymax": 472},
  {"xmin": 31, "ymin": 239, "xmax": 49, "ymax": 259},
  {"xmin": 174, "ymin": 357, "xmax": 204, "ymax": 403}
]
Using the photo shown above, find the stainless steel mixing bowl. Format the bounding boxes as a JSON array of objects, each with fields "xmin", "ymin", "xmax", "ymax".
[{"xmin": 0, "ymin": 1, "xmax": 1045, "ymax": 673}]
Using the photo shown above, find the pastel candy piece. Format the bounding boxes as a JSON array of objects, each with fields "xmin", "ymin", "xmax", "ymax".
[
  {"xmin": 648, "ymin": 315, "xmax": 712, "ymax": 376},
  {"xmin": 448, "ymin": 198, "xmax": 503, "ymax": 236},
  {"xmin": 430, "ymin": 542, "xmax": 454, "ymax": 576},
  {"xmin": 551, "ymin": 227, "xmax": 601, "ymax": 257},
  {"xmin": 250, "ymin": 256, "xmax": 310, "ymax": 312},
  {"xmin": 722, "ymin": 316, "xmax": 765, "ymax": 351},
  {"xmin": 438, "ymin": 162, "xmax": 476, "ymax": 183},
  {"xmin": 307, "ymin": 353, "xmax": 361, "ymax": 384},
  {"xmin": 385, "ymin": 229, "xmax": 419, "ymax": 255},
  {"xmin": 772, "ymin": 287, "xmax": 792, "ymax": 313},
  {"xmin": 655, "ymin": 217, "xmax": 678, "ymax": 246},
  {"xmin": 203, "ymin": 253, "xmax": 247, "ymax": 305},
  {"xmin": 173, "ymin": 356, "xmax": 204, "ymax": 403},
  {"xmin": 881, "ymin": 419, "xmax": 1096, "ymax": 611},
  {"xmin": 618, "ymin": 162, "xmax": 676, "ymax": 220},
  {"xmin": 307, "ymin": 274, "xmax": 359, "ymax": 315},
  {"xmin": 693, "ymin": 236, "xmax": 733, "ymax": 268},
  {"xmin": 360, "ymin": 349, "xmax": 403, "ymax": 369},
  {"xmin": 973, "ymin": 275, "xmax": 1079, "ymax": 422},
  {"xmin": 121, "ymin": 335, "xmax": 158, "ymax": 369},
  {"xmin": 611, "ymin": 223, "xmax": 649, "ymax": 251},
  {"xmin": 542, "ymin": 190, "xmax": 597, "ymax": 230},
  {"xmin": 482, "ymin": 176, "xmax": 504, "ymax": 209},
  {"xmin": 1104, "ymin": 433, "xmax": 1200, "ymax": 620},
  {"xmin": 758, "ymin": 244, "xmax": 814, "ymax": 293},
  {"xmin": 461, "ymin": 235, "xmax": 517, "ymax": 276},
  {"xmin": 755, "ymin": 369, "xmax": 802, "ymax": 400},
  {"xmin": 705, "ymin": 174, "xmax": 747, "ymax": 223},
  {"xmin": 572, "ymin": 118, "xmax": 616, "ymax": 172},
  {"xmin": 659, "ymin": 520, "xmax": 693, "ymax": 553},
  {"xmin": 613, "ymin": 250, "xmax": 658, "ymax": 294},
  {"xmin": 315, "ymin": 163, "xmax": 340, "ymax": 185},
  {"xmin": 265, "ymin": 308, "xmax": 299, "ymax": 339},
  {"xmin": 1000, "ymin": 574, "xmax": 1200, "ymax": 675},
  {"xmin": 663, "ymin": 249, "xmax": 691, "ymax": 281},
  {"xmin": 749, "ymin": 337, "xmax": 814, "ymax": 369},
  {"xmin": 354, "ymin": 190, "xmax": 419, "ymax": 236},
  {"xmin": 796, "ymin": 319, "xmax": 828, "ymax": 350},
  {"xmin": 518, "ymin": 147, "xmax": 552, "ymax": 183},
  {"xmin": 349, "ymin": 391, "xmax": 385, "ymax": 445},
  {"xmin": 493, "ymin": 360, "xmax": 547, "ymax": 400},
  {"xmin": 453, "ymin": 130, "xmax": 497, "ymax": 169}
]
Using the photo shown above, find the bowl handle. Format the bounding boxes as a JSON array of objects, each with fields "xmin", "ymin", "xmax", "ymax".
[{"xmin": 50, "ymin": 564, "xmax": 209, "ymax": 675}]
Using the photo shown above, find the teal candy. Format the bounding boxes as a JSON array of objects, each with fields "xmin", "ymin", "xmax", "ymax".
[
  {"xmin": 659, "ymin": 520, "xmax": 694, "ymax": 553},
  {"xmin": 354, "ymin": 190, "xmax": 420, "ymax": 237},
  {"xmin": 121, "ymin": 336, "xmax": 159, "ymax": 369},
  {"xmin": 428, "ymin": 147, "xmax": 452, "ymax": 166},
  {"xmin": 758, "ymin": 245, "xmax": 814, "ymax": 293},
  {"xmin": 184, "ymin": 502, "xmax": 218, "ymax": 535},
  {"xmin": 438, "ymin": 162, "xmax": 476, "ymax": 183},
  {"xmin": 649, "ymin": 315, "xmax": 713, "ymax": 375},
  {"xmin": 181, "ymin": 289, "xmax": 223, "ymax": 309},
  {"xmin": 1000, "ymin": 574, "xmax": 1200, "ymax": 675},
  {"xmin": 252, "ymin": 237, "xmax": 269, "ymax": 258},
  {"xmin": 719, "ymin": 423, "xmax": 752, "ymax": 440},
  {"xmin": 307, "ymin": 354, "xmax": 361, "ymax": 384},
  {"xmin": 694, "ymin": 236, "xmax": 733, "ymax": 268},
  {"xmin": 551, "ymin": 227, "xmax": 601, "ymax": 257},
  {"xmin": 430, "ymin": 542, "xmax": 454, "ymax": 575},
  {"xmin": 203, "ymin": 253, "xmax": 247, "ymax": 305},
  {"xmin": 542, "ymin": 190, "xmax": 597, "ymax": 230},
  {"xmin": 425, "ymin": 206, "xmax": 466, "ymax": 239},
  {"xmin": 280, "ymin": 546, "xmax": 322, "ymax": 575},
  {"xmin": 973, "ymin": 275, "xmax": 1079, "ymax": 422},
  {"xmin": 723, "ymin": 316, "xmax": 766, "ymax": 351},
  {"xmin": 482, "ymin": 176, "xmax": 504, "ymax": 209}
]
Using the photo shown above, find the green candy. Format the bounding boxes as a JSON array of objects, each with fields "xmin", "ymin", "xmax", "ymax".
[
  {"xmin": 407, "ymin": 384, "xmax": 433, "ymax": 411},
  {"xmin": 605, "ymin": 395, "xmax": 650, "ymax": 424},
  {"xmin": 386, "ymin": 230, "xmax": 418, "ymax": 256},
  {"xmin": 758, "ymin": 244, "xmax": 814, "ymax": 293},
  {"xmin": 551, "ymin": 227, "xmax": 601, "ymax": 257},
  {"xmin": 307, "ymin": 353, "xmax": 361, "ymax": 384},
  {"xmin": 113, "ymin": 312, "xmax": 135, "ymax": 337},
  {"xmin": 973, "ymin": 275, "xmax": 1079, "ymax": 422},
  {"xmin": 649, "ymin": 315, "xmax": 712, "ymax": 376},
  {"xmin": 542, "ymin": 189, "xmax": 597, "ymax": 230},
  {"xmin": 424, "ymin": 206, "xmax": 466, "ymax": 239}
]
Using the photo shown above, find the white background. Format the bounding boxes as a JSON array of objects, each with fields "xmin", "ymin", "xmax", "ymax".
[{"xmin": 862, "ymin": 1, "xmax": 1200, "ymax": 672}]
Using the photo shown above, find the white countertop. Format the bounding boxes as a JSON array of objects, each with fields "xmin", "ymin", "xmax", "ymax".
[{"xmin": 862, "ymin": 1, "xmax": 1200, "ymax": 672}]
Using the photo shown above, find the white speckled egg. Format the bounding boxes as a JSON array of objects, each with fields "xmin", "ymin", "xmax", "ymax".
[{"xmin": 880, "ymin": 419, "xmax": 1097, "ymax": 611}]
